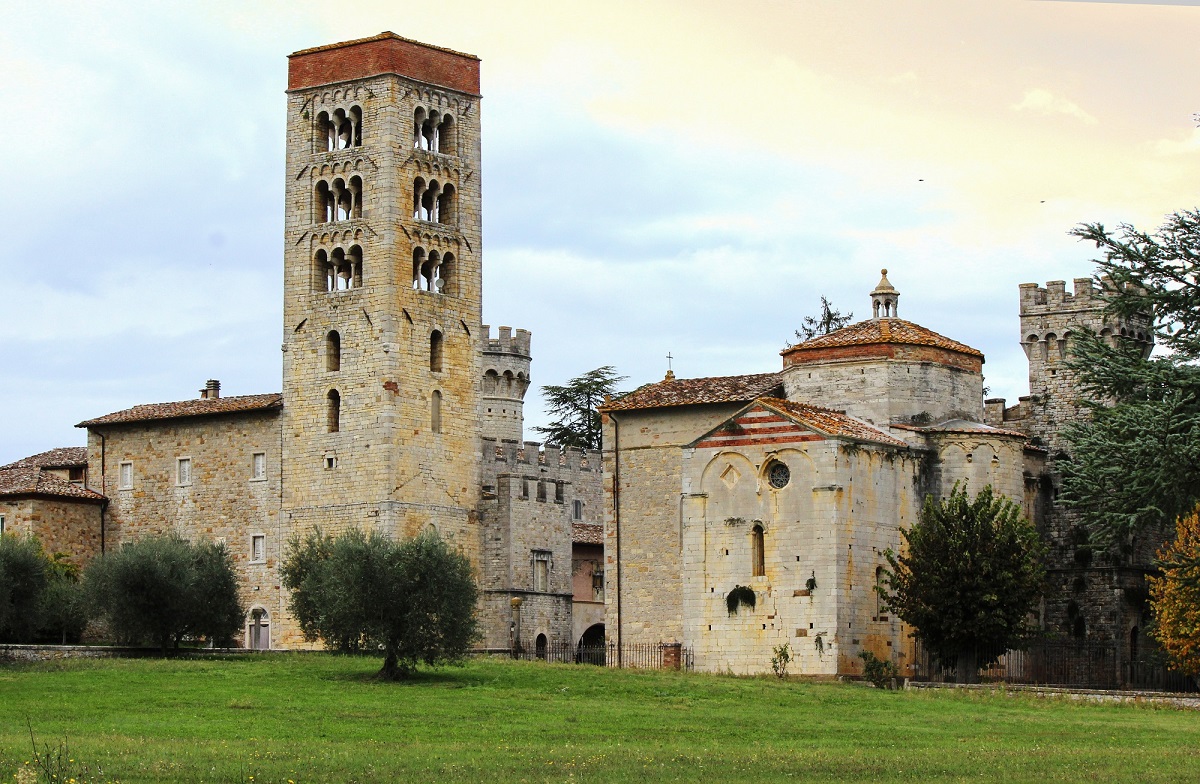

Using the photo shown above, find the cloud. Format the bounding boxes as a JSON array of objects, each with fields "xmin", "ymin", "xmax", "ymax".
[{"xmin": 1011, "ymin": 88, "xmax": 1099, "ymax": 124}]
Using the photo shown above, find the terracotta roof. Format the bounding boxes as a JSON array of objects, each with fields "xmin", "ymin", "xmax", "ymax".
[
  {"xmin": 891, "ymin": 419, "xmax": 1028, "ymax": 439},
  {"xmin": 601, "ymin": 373, "xmax": 782, "ymax": 412},
  {"xmin": 290, "ymin": 31, "xmax": 479, "ymax": 61},
  {"xmin": 783, "ymin": 318, "xmax": 983, "ymax": 358},
  {"xmin": 758, "ymin": 398, "xmax": 909, "ymax": 448},
  {"xmin": 0, "ymin": 467, "xmax": 105, "ymax": 502},
  {"xmin": 0, "ymin": 446, "xmax": 87, "ymax": 471},
  {"xmin": 77, "ymin": 393, "xmax": 283, "ymax": 428},
  {"xmin": 573, "ymin": 522, "xmax": 604, "ymax": 546}
]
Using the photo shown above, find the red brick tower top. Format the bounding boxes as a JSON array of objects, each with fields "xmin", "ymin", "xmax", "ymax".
[{"xmin": 288, "ymin": 32, "xmax": 480, "ymax": 95}]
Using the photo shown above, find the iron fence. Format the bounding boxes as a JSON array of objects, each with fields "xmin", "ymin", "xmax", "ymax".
[
  {"xmin": 509, "ymin": 640, "xmax": 694, "ymax": 671},
  {"xmin": 911, "ymin": 639, "xmax": 1198, "ymax": 692}
]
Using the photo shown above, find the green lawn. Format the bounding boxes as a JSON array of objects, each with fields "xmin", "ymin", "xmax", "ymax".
[{"xmin": 1, "ymin": 654, "xmax": 1198, "ymax": 783}]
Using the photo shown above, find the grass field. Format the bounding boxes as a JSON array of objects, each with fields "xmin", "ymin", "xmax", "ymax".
[{"xmin": 2, "ymin": 654, "xmax": 1198, "ymax": 783}]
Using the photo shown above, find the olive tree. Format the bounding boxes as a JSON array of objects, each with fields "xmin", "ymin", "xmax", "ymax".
[{"xmin": 282, "ymin": 527, "xmax": 479, "ymax": 679}]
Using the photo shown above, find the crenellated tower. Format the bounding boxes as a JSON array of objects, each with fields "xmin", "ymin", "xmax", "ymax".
[
  {"xmin": 988, "ymin": 277, "xmax": 1158, "ymax": 658},
  {"xmin": 481, "ymin": 326, "xmax": 531, "ymax": 443},
  {"xmin": 279, "ymin": 33, "xmax": 484, "ymax": 639},
  {"xmin": 1015, "ymin": 278, "xmax": 1153, "ymax": 454}
]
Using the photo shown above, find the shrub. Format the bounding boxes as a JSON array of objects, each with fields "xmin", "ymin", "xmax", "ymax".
[
  {"xmin": 859, "ymin": 650, "xmax": 899, "ymax": 689},
  {"xmin": 37, "ymin": 554, "xmax": 89, "ymax": 644},
  {"xmin": 84, "ymin": 534, "xmax": 243, "ymax": 651},
  {"xmin": 0, "ymin": 535, "xmax": 49, "ymax": 643}
]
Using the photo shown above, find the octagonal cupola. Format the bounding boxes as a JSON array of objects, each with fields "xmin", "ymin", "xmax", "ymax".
[{"xmin": 871, "ymin": 268, "xmax": 899, "ymax": 319}]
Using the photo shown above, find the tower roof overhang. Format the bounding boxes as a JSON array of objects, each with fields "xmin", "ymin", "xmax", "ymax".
[{"xmin": 288, "ymin": 32, "xmax": 481, "ymax": 95}]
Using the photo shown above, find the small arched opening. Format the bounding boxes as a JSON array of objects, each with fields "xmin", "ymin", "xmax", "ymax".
[
  {"xmin": 751, "ymin": 524, "xmax": 765, "ymax": 577},
  {"xmin": 430, "ymin": 330, "xmax": 443, "ymax": 372},
  {"xmin": 577, "ymin": 623, "xmax": 605, "ymax": 666},
  {"xmin": 247, "ymin": 607, "xmax": 270, "ymax": 650},
  {"xmin": 327, "ymin": 389, "xmax": 341, "ymax": 433},
  {"xmin": 326, "ymin": 331, "xmax": 341, "ymax": 372},
  {"xmin": 535, "ymin": 633, "xmax": 548, "ymax": 661}
]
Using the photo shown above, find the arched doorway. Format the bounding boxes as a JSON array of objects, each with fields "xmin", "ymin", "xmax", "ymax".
[
  {"xmin": 577, "ymin": 623, "xmax": 605, "ymax": 666},
  {"xmin": 248, "ymin": 607, "xmax": 270, "ymax": 651},
  {"xmin": 535, "ymin": 633, "xmax": 548, "ymax": 660}
]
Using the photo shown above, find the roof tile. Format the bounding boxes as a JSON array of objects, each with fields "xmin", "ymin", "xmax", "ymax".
[
  {"xmin": 601, "ymin": 373, "xmax": 782, "ymax": 412},
  {"xmin": 783, "ymin": 318, "xmax": 982, "ymax": 358},
  {"xmin": 572, "ymin": 522, "xmax": 604, "ymax": 546},
  {"xmin": 0, "ymin": 467, "xmax": 105, "ymax": 502},
  {"xmin": 77, "ymin": 393, "xmax": 283, "ymax": 428},
  {"xmin": 0, "ymin": 446, "xmax": 87, "ymax": 471}
]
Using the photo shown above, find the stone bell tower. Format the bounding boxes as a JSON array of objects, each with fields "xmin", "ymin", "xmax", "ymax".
[{"xmin": 279, "ymin": 34, "xmax": 483, "ymax": 564}]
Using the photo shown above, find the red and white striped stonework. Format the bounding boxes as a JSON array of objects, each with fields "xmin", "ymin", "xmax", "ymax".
[{"xmin": 693, "ymin": 406, "xmax": 823, "ymax": 450}]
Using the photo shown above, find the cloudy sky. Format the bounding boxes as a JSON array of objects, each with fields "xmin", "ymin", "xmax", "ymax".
[{"xmin": 1, "ymin": 0, "xmax": 1197, "ymax": 463}]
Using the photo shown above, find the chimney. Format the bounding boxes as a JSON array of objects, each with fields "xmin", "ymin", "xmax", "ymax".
[{"xmin": 200, "ymin": 379, "xmax": 221, "ymax": 399}]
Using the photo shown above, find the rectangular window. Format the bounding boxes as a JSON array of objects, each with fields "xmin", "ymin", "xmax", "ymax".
[
  {"xmin": 573, "ymin": 499, "xmax": 583, "ymax": 520},
  {"xmin": 68, "ymin": 466, "xmax": 85, "ymax": 484},
  {"xmin": 536, "ymin": 481, "xmax": 546, "ymax": 503},
  {"xmin": 119, "ymin": 461, "xmax": 133, "ymax": 490},
  {"xmin": 533, "ymin": 550, "xmax": 550, "ymax": 592},
  {"xmin": 0, "ymin": 515, "xmax": 5, "ymax": 535},
  {"xmin": 554, "ymin": 482, "xmax": 564, "ymax": 503},
  {"xmin": 252, "ymin": 452, "xmax": 266, "ymax": 480},
  {"xmin": 177, "ymin": 457, "xmax": 192, "ymax": 486},
  {"xmin": 592, "ymin": 566, "xmax": 604, "ymax": 602},
  {"xmin": 251, "ymin": 535, "xmax": 265, "ymax": 563}
]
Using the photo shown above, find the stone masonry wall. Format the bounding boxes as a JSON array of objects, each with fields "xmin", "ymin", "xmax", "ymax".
[
  {"xmin": 603, "ymin": 404, "xmax": 746, "ymax": 648},
  {"xmin": 85, "ymin": 409, "xmax": 284, "ymax": 646},
  {"xmin": 681, "ymin": 439, "xmax": 920, "ymax": 675},
  {"xmin": 0, "ymin": 497, "xmax": 102, "ymax": 567},
  {"xmin": 476, "ymin": 440, "xmax": 601, "ymax": 648},
  {"xmin": 783, "ymin": 357, "xmax": 983, "ymax": 427}
]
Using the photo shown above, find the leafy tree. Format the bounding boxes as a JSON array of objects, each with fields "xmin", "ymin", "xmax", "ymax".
[
  {"xmin": 792, "ymin": 296, "xmax": 854, "ymax": 344},
  {"xmin": 84, "ymin": 534, "xmax": 243, "ymax": 651},
  {"xmin": 0, "ymin": 535, "xmax": 49, "ymax": 643},
  {"xmin": 534, "ymin": 366, "xmax": 626, "ymax": 450},
  {"xmin": 880, "ymin": 485, "xmax": 1046, "ymax": 684},
  {"xmin": 1060, "ymin": 210, "xmax": 1200, "ymax": 547},
  {"xmin": 1148, "ymin": 505, "xmax": 1200, "ymax": 677},
  {"xmin": 281, "ymin": 528, "xmax": 480, "ymax": 680}
]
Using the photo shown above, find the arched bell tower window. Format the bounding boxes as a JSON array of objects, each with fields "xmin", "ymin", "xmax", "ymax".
[
  {"xmin": 751, "ymin": 524, "xmax": 765, "ymax": 577},
  {"xmin": 327, "ymin": 389, "xmax": 341, "ymax": 433},
  {"xmin": 316, "ymin": 106, "xmax": 363, "ymax": 152},
  {"xmin": 430, "ymin": 330, "xmax": 443, "ymax": 372},
  {"xmin": 414, "ymin": 108, "xmax": 456, "ymax": 154},
  {"xmin": 315, "ymin": 246, "xmax": 363, "ymax": 292},
  {"xmin": 326, "ymin": 331, "xmax": 341, "ymax": 372},
  {"xmin": 411, "ymin": 247, "xmax": 453, "ymax": 294}
]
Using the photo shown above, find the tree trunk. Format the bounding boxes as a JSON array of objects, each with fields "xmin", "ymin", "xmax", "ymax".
[
  {"xmin": 955, "ymin": 649, "xmax": 978, "ymax": 684},
  {"xmin": 378, "ymin": 648, "xmax": 409, "ymax": 681}
]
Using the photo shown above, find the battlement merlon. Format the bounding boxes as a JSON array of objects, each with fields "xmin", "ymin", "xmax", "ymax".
[
  {"xmin": 287, "ymin": 31, "xmax": 481, "ymax": 94},
  {"xmin": 482, "ymin": 325, "xmax": 532, "ymax": 358},
  {"xmin": 480, "ymin": 437, "xmax": 597, "ymax": 473},
  {"xmin": 1019, "ymin": 279, "xmax": 1101, "ymax": 314}
]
